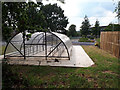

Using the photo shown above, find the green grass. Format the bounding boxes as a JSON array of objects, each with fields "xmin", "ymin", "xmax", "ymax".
[
  {"xmin": 96, "ymin": 38, "xmax": 100, "ymax": 43},
  {"xmin": 2, "ymin": 46, "xmax": 119, "ymax": 88},
  {"xmin": 95, "ymin": 38, "xmax": 100, "ymax": 47},
  {"xmin": 0, "ymin": 46, "xmax": 5, "ymax": 55},
  {"xmin": 79, "ymin": 38, "xmax": 94, "ymax": 42}
]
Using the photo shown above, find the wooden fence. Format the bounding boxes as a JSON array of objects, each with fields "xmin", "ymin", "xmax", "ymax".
[{"xmin": 100, "ymin": 31, "xmax": 120, "ymax": 58}]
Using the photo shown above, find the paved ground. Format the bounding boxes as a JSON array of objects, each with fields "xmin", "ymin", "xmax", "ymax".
[
  {"xmin": 70, "ymin": 45, "xmax": 94, "ymax": 67},
  {"xmin": 1, "ymin": 45, "xmax": 94, "ymax": 67}
]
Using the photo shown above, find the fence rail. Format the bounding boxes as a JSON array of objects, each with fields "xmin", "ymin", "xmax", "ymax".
[{"xmin": 100, "ymin": 31, "xmax": 120, "ymax": 58}]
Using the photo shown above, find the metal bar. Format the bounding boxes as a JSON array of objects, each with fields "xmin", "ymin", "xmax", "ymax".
[
  {"xmin": 50, "ymin": 32, "xmax": 71, "ymax": 60},
  {"xmin": 37, "ymin": 33, "xmax": 44, "ymax": 44},
  {"xmin": 4, "ymin": 32, "xmax": 20, "ymax": 59},
  {"xmin": 28, "ymin": 46, "xmax": 29, "ymax": 56},
  {"xmin": 47, "ymin": 56, "xmax": 68, "ymax": 58},
  {"xmin": 10, "ymin": 42, "xmax": 24, "ymax": 56},
  {"xmin": 33, "ymin": 45, "xmax": 34, "ymax": 55},
  {"xmin": 20, "ymin": 42, "xmax": 23, "ymax": 52},
  {"xmin": 23, "ymin": 32, "xmax": 26, "ymax": 59},
  {"xmin": 25, "ymin": 44, "xmax": 45, "ymax": 45},
  {"xmin": 37, "ymin": 45, "xmax": 38, "ymax": 53},
  {"xmin": 42, "ymin": 35, "xmax": 45, "ymax": 51},
  {"xmin": 45, "ymin": 32, "xmax": 47, "ymax": 60},
  {"xmin": 6, "ymin": 56, "xmax": 46, "ymax": 57},
  {"xmin": 47, "ymin": 42, "xmax": 62, "ymax": 57},
  {"xmin": 30, "ymin": 33, "xmax": 43, "ymax": 45},
  {"xmin": 30, "ymin": 32, "xmax": 44, "ymax": 51},
  {"xmin": 6, "ymin": 55, "xmax": 68, "ymax": 58}
]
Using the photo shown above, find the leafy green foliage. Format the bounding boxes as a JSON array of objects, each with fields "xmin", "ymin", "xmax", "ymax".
[
  {"xmin": 92, "ymin": 20, "xmax": 100, "ymax": 38},
  {"xmin": 80, "ymin": 15, "xmax": 91, "ymax": 38},
  {"xmin": 2, "ymin": 2, "xmax": 68, "ymax": 42},
  {"xmin": 26, "ymin": 2, "xmax": 47, "ymax": 33},
  {"xmin": 2, "ymin": 2, "xmax": 39, "ymax": 41},
  {"xmin": 115, "ymin": 1, "xmax": 120, "ymax": 19},
  {"xmin": 41, "ymin": 4, "xmax": 69, "ymax": 32},
  {"xmin": 118, "ymin": 1, "xmax": 120, "ymax": 19},
  {"xmin": 68, "ymin": 24, "xmax": 77, "ymax": 37}
]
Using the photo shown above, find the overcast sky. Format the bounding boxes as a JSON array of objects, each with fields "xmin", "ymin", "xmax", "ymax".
[{"xmin": 42, "ymin": 0, "xmax": 119, "ymax": 31}]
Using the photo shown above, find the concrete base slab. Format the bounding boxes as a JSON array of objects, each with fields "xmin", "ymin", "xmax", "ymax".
[
  {"xmin": 2, "ymin": 45, "xmax": 94, "ymax": 67},
  {"xmin": 70, "ymin": 46, "xmax": 94, "ymax": 67}
]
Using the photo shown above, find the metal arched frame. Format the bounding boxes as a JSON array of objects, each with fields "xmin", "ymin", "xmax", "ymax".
[
  {"xmin": 19, "ymin": 32, "xmax": 44, "ymax": 53},
  {"xmin": 4, "ymin": 32, "xmax": 24, "ymax": 59},
  {"xmin": 49, "ymin": 32, "xmax": 70, "ymax": 60},
  {"xmin": 4, "ymin": 31, "xmax": 71, "ymax": 60}
]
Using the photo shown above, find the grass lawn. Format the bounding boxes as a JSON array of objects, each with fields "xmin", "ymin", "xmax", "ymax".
[
  {"xmin": 0, "ymin": 46, "xmax": 5, "ymax": 55},
  {"xmin": 2, "ymin": 46, "xmax": 119, "ymax": 88}
]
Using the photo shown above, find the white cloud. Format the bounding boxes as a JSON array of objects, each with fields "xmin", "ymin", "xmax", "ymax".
[
  {"xmin": 42, "ymin": 0, "xmax": 81, "ymax": 17},
  {"xmin": 66, "ymin": 17, "xmax": 83, "ymax": 31},
  {"xmin": 41, "ymin": 0, "xmax": 118, "ymax": 31}
]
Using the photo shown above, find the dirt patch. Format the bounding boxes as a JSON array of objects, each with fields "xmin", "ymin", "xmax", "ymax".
[
  {"xmin": 87, "ymin": 77, "xmax": 94, "ymax": 82},
  {"xmin": 102, "ymin": 70, "xmax": 117, "ymax": 75},
  {"xmin": 91, "ymin": 64, "xmax": 97, "ymax": 67}
]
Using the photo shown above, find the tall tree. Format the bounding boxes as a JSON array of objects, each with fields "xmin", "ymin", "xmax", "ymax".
[
  {"xmin": 80, "ymin": 15, "xmax": 91, "ymax": 38},
  {"xmin": 2, "ymin": 2, "xmax": 28, "ymax": 41},
  {"xmin": 68, "ymin": 24, "xmax": 77, "ymax": 37},
  {"xmin": 115, "ymin": 1, "xmax": 120, "ymax": 19},
  {"xmin": 114, "ymin": 1, "xmax": 120, "ymax": 24},
  {"xmin": 2, "ymin": 2, "xmax": 66, "ymax": 41},
  {"xmin": 92, "ymin": 20, "xmax": 100, "ymax": 38},
  {"xmin": 2, "ymin": 2, "xmax": 45, "ymax": 41},
  {"xmin": 26, "ymin": 2, "xmax": 47, "ymax": 33},
  {"xmin": 117, "ymin": 1, "xmax": 120, "ymax": 24},
  {"xmin": 41, "ymin": 4, "xmax": 69, "ymax": 32}
]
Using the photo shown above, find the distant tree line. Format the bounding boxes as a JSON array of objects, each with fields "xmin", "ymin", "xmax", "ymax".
[
  {"xmin": 68, "ymin": 1, "xmax": 120, "ymax": 38},
  {"xmin": 68, "ymin": 14, "xmax": 120, "ymax": 38}
]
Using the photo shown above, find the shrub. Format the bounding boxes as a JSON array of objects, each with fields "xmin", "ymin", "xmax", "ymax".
[
  {"xmin": 79, "ymin": 38, "xmax": 95, "ymax": 42},
  {"xmin": 79, "ymin": 38, "xmax": 89, "ymax": 42}
]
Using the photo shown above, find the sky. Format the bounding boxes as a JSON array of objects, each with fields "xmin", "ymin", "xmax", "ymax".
[{"xmin": 41, "ymin": 0, "xmax": 119, "ymax": 31}]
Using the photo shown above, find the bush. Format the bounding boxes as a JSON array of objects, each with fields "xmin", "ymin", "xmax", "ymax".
[
  {"xmin": 90, "ymin": 36, "xmax": 94, "ymax": 39},
  {"xmin": 79, "ymin": 38, "xmax": 95, "ymax": 42},
  {"xmin": 79, "ymin": 38, "xmax": 89, "ymax": 42}
]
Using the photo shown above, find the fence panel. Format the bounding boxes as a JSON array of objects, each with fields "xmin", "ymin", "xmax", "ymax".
[{"xmin": 100, "ymin": 31, "xmax": 120, "ymax": 58}]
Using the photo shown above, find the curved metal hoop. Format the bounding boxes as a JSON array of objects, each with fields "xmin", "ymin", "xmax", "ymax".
[{"xmin": 4, "ymin": 31, "xmax": 71, "ymax": 60}]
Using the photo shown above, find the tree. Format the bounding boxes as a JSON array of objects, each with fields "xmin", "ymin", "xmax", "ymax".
[
  {"xmin": 2, "ymin": 2, "xmax": 45, "ymax": 41},
  {"xmin": 117, "ymin": 1, "xmax": 120, "ymax": 24},
  {"xmin": 2, "ymin": 2, "xmax": 28, "ymax": 41},
  {"xmin": 80, "ymin": 15, "xmax": 91, "ymax": 38},
  {"xmin": 114, "ymin": 1, "xmax": 120, "ymax": 24},
  {"xmin": 41, "ymin": 4, "xmax": 69, "ymax": 32},
  {"xmin": 115, "ymin": 1, "xmax": 120, "ymax": 19},
  {"xmin": 92, "ymin": 20, "xmax": 100, "ymax": 38},
  {"xmin": 26, "ymin": 2, "xmax": 47, "ymax": 33},
  {"xmin": 68, "ymin": 24, "xmax": 77, "ymax": 37},
  {"xmin": 2, "ymin": 2, "xmax": 66, "ymax": 41}
]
